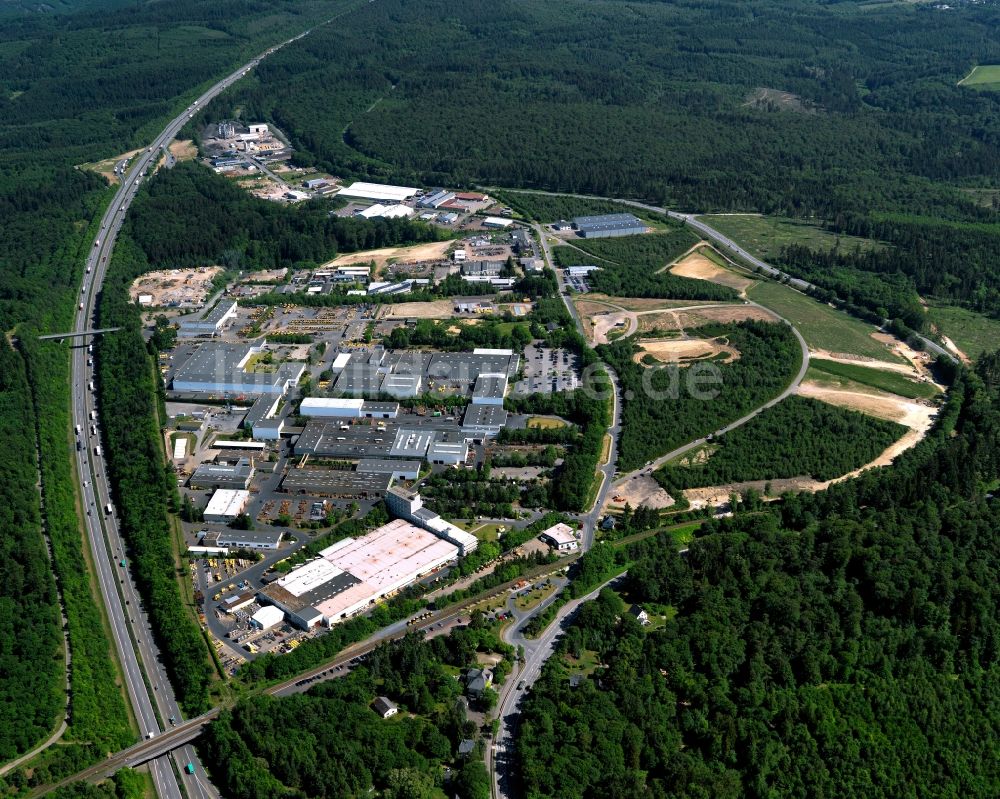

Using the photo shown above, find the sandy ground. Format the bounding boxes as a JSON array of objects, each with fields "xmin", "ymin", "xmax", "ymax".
[
  {"xmin": 634, "ymin": 337, "xmax": 737, "ymax": 365},
  {"xmin": 326, "ymin": 241, "xmax": 452, "ymax": 274},
  {"xmin": 241, "ymin": 268, "xmax": 288, "ymax": 283},
  {"xmin": 940, "ymin": 335, "xmax": 971, "ymax": 365},
  {"xmin": 80, "ymin": 147, "xmax": 144, "ymax": 186},
  {"xmin": 682, "ymin": 383, "xmax": 938, "ymax": 509},
  {"xmin": 607, "ymin": 475, "xmax": 676, "ymax": 510},
  {"xmin": 169, "ymin": 139, "xmax": 198, "ymax": 161},
  {"xmin": 590, "ymin": 310, "xmax": 634, "ymax": 344},
  {"xmin": 669, "ymin": 249, "xmax": 756, "ymax": 294},
  {"xmin": 635, "ymin": 304, "xmax": 774, "ymax": 335},
  {"xmin": 386, "ymin": 300, "xmax": 460, "ymax": 319},
  {"xmin": 130, "ymin": 266, "xmax": 222, "ymax": 306},
  {"xmin": 581, "ymin": 294, "xmax": 721, "ymax": 311}
]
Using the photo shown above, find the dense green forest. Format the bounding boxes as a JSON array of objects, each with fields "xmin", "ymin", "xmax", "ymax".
[
  {"xmin": 207, "ymin": 0, "xmax": 1000, "ymax": 328},
  {"xmin": 598, "ymin": 322, "xmax": 802, "ymax": 470},
  {"xmin": 516, "ymin": 364, "xmax": 1000, "ymax": 798},
  {"xmin": 202, "ymin": 628, "xmax": 505, "ymax": 798},
  {"xmin": 0, "ymin": 0, "xmax": 359, "ymax": 773},
  {"xmin": 0, "ymin": 342, "xmax": 63, "ymax": 761},
  {"xmin": 656, "ymin": 395, "xmax": 906, "ymax": 490},
  {"xmin": 127, "ymin": 162, "xmax": 443, "ymax": 271}
]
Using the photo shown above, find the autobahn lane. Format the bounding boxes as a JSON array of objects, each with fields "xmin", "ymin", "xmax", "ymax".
[{"xmin": 67, "ymin": 21, "xmax": 335, "ymax": 799}]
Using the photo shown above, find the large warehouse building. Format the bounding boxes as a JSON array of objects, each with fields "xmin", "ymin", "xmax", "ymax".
[
  {"xmin": 337, "ymin": 182, "xmax": 419, "ymax": 203},
  {"xmin": 203, "ymin": 489, "xmax": 250, "ymax": 523},
  {"xmin": 572, "ymin": 213, "xmax": 647, "ymax": 238},
  {"xmin": 260, "ymin": 519, "xmax": 459, "ymax": 627},
  {"xmin": 171, "ymin": 341, "xmax": 304, "ymax": 396},
  {"xmin": 177, "ymin": 300, "xmax": 238, "ymax": 337}
]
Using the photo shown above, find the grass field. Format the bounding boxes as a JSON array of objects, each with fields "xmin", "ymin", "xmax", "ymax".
[
  {"xmin": 959, "ymin": 64, "xmax": 1000, "ymax": 90},
  {"xmin": 698, "ymin": 214, "xmax": 884, "ymax": 261},
  {"xmin": 747, "ymin": 281, "xmax": 906, "ymax": 362},
  {"xmin": 527, "ymin": 416, "xmax": 568, "ymax": 430},
  {"xmin": 808, "ymin": 359, "xmax": 938, "ymax": 400},
  {"xmin": 929, "ymin": 304, "xmax": 1000, "ymax": 361}
]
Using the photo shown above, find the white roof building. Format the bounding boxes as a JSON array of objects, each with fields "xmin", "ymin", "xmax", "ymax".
[
  {"xmin": 203, "ymin": 489, "xmax": 250, "ymax": 523},
  {"xmin": 338, "ymin": 182, "xmax": 419, "ymax": 203},
  {"xmin": 299, "ymin": 397, "xmax": 365, "ymax": 418},
  {"xmin": 358, "ymin": 203, "xmax": 388, "ymax": 219},
  {"xmin": 540, "ymin": 522, "xmax": 579, "ymax": 551},
  {"xmin": 251, "ymin": 605, "xmax": 285, "ymax": 630},
  {"xmin": 482, "ymin": 216, "xmax": 513, "ymax": 229}
]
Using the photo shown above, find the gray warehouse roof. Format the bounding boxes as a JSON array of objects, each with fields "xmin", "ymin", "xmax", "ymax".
[
  {"xmin": 462, "ymin": 404, "xmax": 509, "ymax": 430},
  {"xmin": 334, "ymin": 366, "xmax": 385, "ymax": 395},
  {"xmin": 389, "ymin": 427, "xmax": 437, "ymax": 458},
  {"xmin": 572, "ymin": 213, "xmax": 645, "ymax": 234},
  {"xmin": 472, "ymin": 374, "xmax": 508, "ymax": 401},
  {"xmin": 427, "ymin": 352, "xmax": 516, "ymax": 383},
  {"xmin": 357, "ymin": 458, "xmax": 422, "ymax": 475},
  {"xmin": 295, "ymin": 420, "xmax": 396, "ymax": 458},
  {"xmin": 263, "ymin": 569, "xmax": 362, "ymax": 614},
  {"xmin": 282, "ymin": 469, "xmax": 393, "ymax": 496}
]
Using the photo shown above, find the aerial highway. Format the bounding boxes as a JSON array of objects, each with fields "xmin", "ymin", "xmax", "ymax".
[{"xmin": 66, "ymin": 20, "xmax": 332, "ymax": 799}]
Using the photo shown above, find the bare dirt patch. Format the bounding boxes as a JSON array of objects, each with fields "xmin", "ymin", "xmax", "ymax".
[
  {"xmin": 386, "ymin": 300, "xmax": 461, "ymax": 319},
  {"xmin": 607, "ymin": 475, "xmax": 675, "ymax": 510},
  {"xmin": 581, "ymin": 294, "xmax": 721, "ymax": 312},
  {"xmin": 129, "ymin": 266, "xmax": 222, "ymax": 307},
  {"xmin": 634, "ymin": 337, "xmax": 738, "ymax": 366},
  {"xmin": 590, "ymin": 310, "xmax": 634, "ymax": 344},
  {"xmin": 743, "ymin": 87, "xmax": 815, "ymax": 114},
  {"xmin": 669, "ymin": 250, "xmax": 756, "ymax": 294},
  {"xmin": 78, "ymin": 147, "xmax": 144, "ymax": 186},
  {"xmin": 940, "ymin": 335, "xmax": 972, "ymax": 365},
  {"xmin": 168, "ymin": 139, "xmax": 197, "ymax": 161},
  {"xmin": 671, "ymin": 304, "xmax": 776, "ymax": 328},
  {"xmin": 326, "ymin": 241, "xmax": 452, "ymax": 275}
]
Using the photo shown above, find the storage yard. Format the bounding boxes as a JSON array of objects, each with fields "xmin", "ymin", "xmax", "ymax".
[{"xmin": 129, "ymin": 266, "xmax": 223, "ymax": 308}]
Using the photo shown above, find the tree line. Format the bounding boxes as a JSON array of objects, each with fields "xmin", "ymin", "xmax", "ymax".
[
  {"xmin": 516, "ymin": 364, "xmax": 1000, "ymax": 798},
  {"xmin": 656, "ymin": 395, "xmax": 907, "ymax": 490}
]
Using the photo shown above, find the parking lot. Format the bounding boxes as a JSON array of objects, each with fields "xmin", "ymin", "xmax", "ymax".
[{"xmin": 513, "ymin": 345, "xmax": 581, "ymax": 395}]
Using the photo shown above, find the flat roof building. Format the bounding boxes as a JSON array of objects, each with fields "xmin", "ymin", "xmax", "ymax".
[
  {"xmin": 389, "ymin": 427, "xmax": 436, "ymax": 459},
  {"xmin": 334, "ymin": 366, "xmax": 385, "ymax": 396},
  {"xmin": 572, "ymin": 213, "xmax": 646, "ymax": 239},
  {"xmin": 357, "ymin": 458, "xmax": 421, "ymax": 481},
  {"xmin": 462, "ymin": 404, "xmax": 508, "ymax": 437},
  {"xmin": 386, "ymin": 486, "xmax": 477, "ymax": 556},
  {"xmin": 427, "ymin": 439, "xmax": 469, "ymax": 466},
  {"xmin": 472, "ymin": 374, "xmax": 508, "ymax": 406},
  {"xmin": 382, "ymin": 373, "xmax": 423, "ymax": 398},
  {"xmin": 171, "ymin": 342, "xmax": 304, "ymax": 397},
  {"xmin": 203, "ymin": 489, "xmax": 250, "ymax": 523},
  {"xmin": 251, "ymin": 605, "xmax": 284, "ymax": 631},
  {"xmin": 482, "ymin": 216, "xmax": 513, "ymax": 229},
  {"xmin": 200, "ymin": 529, "xmax": 282, "ymax": 550},
  {"xmin": 300, "ymin": 397, "xmax": 365, "ymax": 418},
  {"xmin": 260, "ymin": 519, "xmax": 459, "ymax": 627},
  {"xmin": 295, "ymin": 420, "xmax": 396, "ymax": 459},
  {"xmin": 177, "ymin": 300, "xmax": 238, "ymax": 337},
  {"xmin": 281, "ymin": 468, "xmax": 393, "ymax": 498},
  {"xmin": 462, "ymin": 260, "xmax": 504, "ymax": 277},
  {"xmin": 190, "ymin": 458, "xmax": 255, "ymax": 490},
  {"xmin": 337, "ymin": 182, "xmax": 418, "ymax": 203}
]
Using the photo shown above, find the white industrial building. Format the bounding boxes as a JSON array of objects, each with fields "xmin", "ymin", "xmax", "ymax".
[
  {"xmin": 482, "ymin": 216, "xmax": 513, "ymax": 229},
  {"xmin": 337, "ymin": 182, "xmax": 418, "ymax": 203},
  {"xmin": 250, "ymin": 605, "xmax": 284, "ymax": 631},
  {"xmin": 177, "ymin": 300, "xmax": 238, "ymax": 337},
  {"xmin": 386, "ymin": 487, "xmax": 478, "ymax": 556},
  {"xmin": 539, "ymin": 522, "xmax": 579, "ymax": 551},
  {"xmin": 260, "ymin": 519, "xmax": 459, "ymax": 627},
  {"xmin": 427, "ymin": 439, "xmax": 469, "ymax": 466},
  {"xmin": 298, "ymin": 398, "xmax": 400, "ymax": 418},
  {"xmin": 203, "ymin": 489, "xmax": 250, "ymax": 523},
  {"xmin": 382, "ymin": 373, "xmax": 423, "ymax": 398},
  {"xmin": 331, "ymin": 352, "xmax": 353, "ymax": 372}
]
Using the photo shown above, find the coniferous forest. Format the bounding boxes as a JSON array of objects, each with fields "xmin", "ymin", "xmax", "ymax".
[{"xmin": 517, "ymin": 365, "xmax": 1000, "ymax": 798}]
